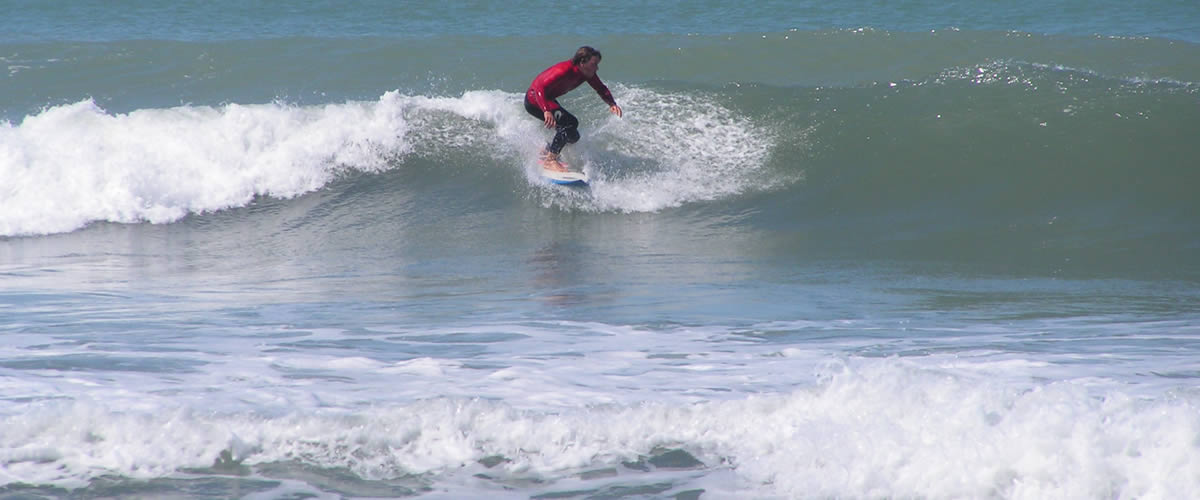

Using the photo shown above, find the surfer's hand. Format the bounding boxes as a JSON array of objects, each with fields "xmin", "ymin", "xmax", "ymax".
[
  {"xmin": 610, "ymin": 104, "xmax": 622, "ymax": 118},
  {"xmin": 543, "ymin": 111, "xmax": 556, "ymax": 128}
]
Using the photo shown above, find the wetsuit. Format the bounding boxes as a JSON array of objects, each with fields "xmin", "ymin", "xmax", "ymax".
[{"xmin": 524, "ymin": 60, "xmax": 617, "ymax": 154}]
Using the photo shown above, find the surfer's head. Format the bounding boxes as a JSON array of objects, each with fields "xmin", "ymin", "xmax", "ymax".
[{"xmin": 573, "ymin": 46, "xmax": 602, "ymax": 77}]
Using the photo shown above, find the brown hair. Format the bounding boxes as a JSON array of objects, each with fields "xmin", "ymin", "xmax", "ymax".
[{"xmin": 572, "ymin": 46, "xmax": 602, "ymax": 65}]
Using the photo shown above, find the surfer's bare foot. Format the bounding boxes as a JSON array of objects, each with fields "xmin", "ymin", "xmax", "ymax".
[
  {"xmin": 540, "ymin": 152, "xmax": 569, "ymax": 172},
  {"xmin": 542, "ymin": 160, "xmax": 569, "ymax": 172}
]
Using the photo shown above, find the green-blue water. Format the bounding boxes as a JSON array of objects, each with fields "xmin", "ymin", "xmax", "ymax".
[{"xmin": 2, "ymin": 1, "xmax": 1198, "ymax": 498}]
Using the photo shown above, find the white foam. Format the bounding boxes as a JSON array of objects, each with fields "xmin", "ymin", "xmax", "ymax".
[
  {"xmin": 2, "ymin": 358, "xmax": 1197, "ymax": 498},
  {"xmin": 2, "ymin": 316, "xmax": 1197, "ymax": 498},
  {"xmin": 382, "ymin": 356, "xmax": 451, "ymax": 376},
  {"xmin": 1, "ymin": 95, "xmax": 415, "ymax": 236},
  {"xmin": 1, "ymin": 86, "xmax": 789, "ymax": 236},
  {"xmin": 537, "ymin": 85, "xmax": 792, "ymax": 213}
]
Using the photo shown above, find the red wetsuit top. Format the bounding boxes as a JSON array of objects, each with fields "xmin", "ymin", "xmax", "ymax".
[{"xmin": 526, "ymin": 60, "xmax": 616, "ymax": 112}]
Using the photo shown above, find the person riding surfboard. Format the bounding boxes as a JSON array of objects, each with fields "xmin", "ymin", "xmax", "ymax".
[{"xmin": 524, "ymin": 46, "xmax": 623, "ymax": 172}]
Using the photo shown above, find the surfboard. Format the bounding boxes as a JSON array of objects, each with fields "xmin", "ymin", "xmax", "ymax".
[
  {"xmin": 541, "ymin": 168, "xmax": 588, "ymax": 186},
  {"xmin": 539, "ymin": 160, "xmax": 589, "ymax": 186}
]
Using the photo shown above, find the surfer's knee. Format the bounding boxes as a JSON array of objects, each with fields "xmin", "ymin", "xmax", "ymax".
[{"xmin": 551, "ymin": 109, "xmax": 580, "ymax": 143}]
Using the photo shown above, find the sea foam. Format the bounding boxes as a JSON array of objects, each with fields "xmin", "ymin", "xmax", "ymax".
[
  {"xmin": 2, "ymin": 357, "xmax": 1196, "ymax": 498},
  {"xmin": 0, "ymin": 95, "xmax": 420, "ymax": 237},
  {"xmin": 1, "ymin": 86, "xmax": 787, "ymax": 237}
]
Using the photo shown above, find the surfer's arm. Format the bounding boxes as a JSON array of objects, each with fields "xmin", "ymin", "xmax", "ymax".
[
  {"xmin": 527, "ymin": 87, "xmax": 555, "ymax": 111},
  {"xmin": 526, "ymin": 86, "xmax": 558, "ymax": 128},
  {"xmin": 586, "ymin": 76, "xmax": 616, "ymax": 108},
  {"xmin": 586, "ymin": 75, "xmax": 619, "ymax": 118}
]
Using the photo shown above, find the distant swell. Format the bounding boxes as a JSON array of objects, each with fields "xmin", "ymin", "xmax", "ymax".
[{"xmin": 794, "ymin": 61, "xmax": 1198, "ymax": 211}]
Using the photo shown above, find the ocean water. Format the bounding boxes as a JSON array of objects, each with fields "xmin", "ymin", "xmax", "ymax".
[{"xmin": 2, "ymin": 1, "xmax": 1200, "ymax": 498}]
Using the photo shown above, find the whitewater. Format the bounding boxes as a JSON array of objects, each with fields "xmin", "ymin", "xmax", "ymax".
[{"xmin": 2, "ymin": 84, "xmax": 784, "ymax": 237}]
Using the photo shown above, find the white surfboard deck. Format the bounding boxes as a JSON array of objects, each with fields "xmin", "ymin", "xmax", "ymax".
[{"xmin": 540, "ymin": 164, "xmax": 589, "ymax": 186}]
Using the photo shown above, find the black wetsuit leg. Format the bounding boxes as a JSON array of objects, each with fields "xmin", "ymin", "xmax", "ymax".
[{"xmin": 524, "ymin": 97, "xmax": 580, "ymax": 154}]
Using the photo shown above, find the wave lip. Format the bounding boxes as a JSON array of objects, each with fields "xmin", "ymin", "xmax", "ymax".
[
  {"xmin": 1, "ymin": 96, "xmax": 410, "ymax": 237},
  {"xmin": 1, "ymin": 84, "xmax": 788, "ymax": 237}
]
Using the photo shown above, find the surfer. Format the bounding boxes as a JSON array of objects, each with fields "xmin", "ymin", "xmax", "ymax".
[{"xmin": 525, "ymin": 46, "xmax": 623, "ymax": 172}]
